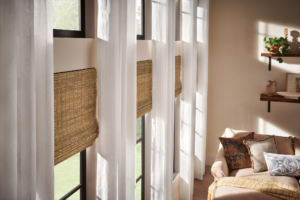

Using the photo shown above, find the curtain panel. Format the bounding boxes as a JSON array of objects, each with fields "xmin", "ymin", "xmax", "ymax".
[
  {"xmin": 180, "ymin": 0, "xmax": 198, "ymax": 199},
  {"xmin": 96, "ymin": 0, "xmax": 137, "ymax": 200},
  {"xmin": 0, "ymin": 0, "xmax": 54, "ymax": 199},
  {"xmin": 151, "ymin": 0, "xmax": 176, "ymax": 199},
  {"xmin": 194, "ymin": 0, "xmax": 210, "ymax": 181},
  {"xmin": 180, "ymin": 0, "xmax": 209, "ymax": 199}
]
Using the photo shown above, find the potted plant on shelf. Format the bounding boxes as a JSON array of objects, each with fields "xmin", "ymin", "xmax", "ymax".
[{"xmin": 264, "ymin": 37, "xmax": 292, "ymax": 63}]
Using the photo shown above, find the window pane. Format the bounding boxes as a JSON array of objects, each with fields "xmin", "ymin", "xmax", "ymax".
[
  {"xmin": 53, "ymin": 0, "xmax": 81, "ymax": 31},
  {"xmin": 66, "ymin": 189, "xmax": 80, "ymax": 200},
  {"xmin": 136, "ymin": 179, "xmax": 142, "ymax": 200},
  {"xmin": 55, "ymin": 153, "xmax": 80, "ymax": 199},
  {"xmin": 136, "ymin": 117, "xmax": 142, "ymax": 140},
  {"xmin": 136, "ymin": 0, "xmax": 142, "ymax": 35},
  {"xmin": 136, "ymin": 142, "xmax": 142, "ymax": 179}
]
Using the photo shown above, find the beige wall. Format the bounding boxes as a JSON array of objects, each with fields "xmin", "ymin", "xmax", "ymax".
[{"xmin": 206, "ymin": 0, "xmax": 300, "ymax": 165}]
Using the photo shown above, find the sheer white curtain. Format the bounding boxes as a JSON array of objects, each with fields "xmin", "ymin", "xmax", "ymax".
[
  {"xmin": 194, "ymin": 0, "xmax": 209, "ymax": 181},
  {"xmin": 151, "ymin": 0, "xmax": 175, "ymax": 199},
  {"xmin": 180, "ymin": 0, "xmax": 198, "ymax": 199},
  {"xmin": 180, "ymin": 0, "xmax": 209, "ymax": 199},
  {"xmin": 96, "ymin": 0, "xmax": 136, "ymax": 200},
  {"xmin": 0, "ymin": 0, "xmax": 54, "ymax": 199}
]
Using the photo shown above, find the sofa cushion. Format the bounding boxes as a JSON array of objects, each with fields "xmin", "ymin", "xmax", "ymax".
[
  {"xmin": 243, "ymin": 136, "xmax": 277, "ymax": 172},
  {"xmin": 212, "ymin": 185, "xmax": 283, "ymax": 200},
  {"xmin": 294, "ymin": 137, "xmax": 300, "ymax": 155},
  {"xmin": 211, "ymin": 168, "xmax": 300, "ymax": 200},
  {"xmin": 274, "ymin": 136, "xmax": 294, "ymax": 155},
  {"xmin": 230, "ymin": 168, "xmax": 300, "ymax": 190},
  {"xmin": 219, "ymin": 133, "xmax": 254, "ymax": 171}
]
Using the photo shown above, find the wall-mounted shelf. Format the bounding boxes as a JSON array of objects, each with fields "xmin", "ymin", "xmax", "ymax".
[
  {"xmin": 260, "ymin": 94, "xmax": 300, "ymax": 112},
  {"xmin": 261, "ymin": 53, "xmax": 300, "ymax": 71}
]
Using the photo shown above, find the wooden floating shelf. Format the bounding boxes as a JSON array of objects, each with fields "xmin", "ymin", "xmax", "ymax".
[
  {"xmin": 260, "ymin": 53, "xmax": 300, "ymax": 71},
  {"xmin": 260, "ymin": 94, "xmax": 300, "ymax": 112},
  {"xmin": 261, "ymin": 53, "xmax": 300, "ymax": 57}
]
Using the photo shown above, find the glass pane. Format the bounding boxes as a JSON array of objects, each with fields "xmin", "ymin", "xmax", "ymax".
[
  {"xmin": 66, "ymin": 189, "xmax": 80, "ymax": 200},
  {"xmin": 136, "ymin": 179, "xmax": 142, "ymax": 200},
  {"xmin": 136, "ymin": 142, "xmax": 142, "ymax": 179},
  {"xmin": 136, "ymin": 117, "xmax": 142, "ymax": 140},
  {"xmin": 55, "ymin": 153, "xmax": 80, "ymax": 199},
  {"xmin": 53, "ymin": 0, "xmax": 81, "ymax": 31},
  {"xmin": 136, "ymin": 0, "xmax": 142, "ymax": 35}
]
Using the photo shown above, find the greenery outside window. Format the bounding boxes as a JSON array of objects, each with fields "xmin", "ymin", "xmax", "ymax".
[
  {"xmin": 136, "ymin": 116, "xmax": 145, "ymax": 200},
  {"xmin": 136, "ymin": 0, "xmax": 145, "ymax": 40},
  {"xmin": 53, "ymin": 0, "xmax": 85, "ymax": 38},
  {"xmin": 55, "ymin": 150, "xmax": 86, "ymax": 200}
]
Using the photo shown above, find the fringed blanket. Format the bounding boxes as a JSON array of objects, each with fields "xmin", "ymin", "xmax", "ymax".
[{"xmin": 208, "ymin": 177, "xmax": 300, "ymax": 200}]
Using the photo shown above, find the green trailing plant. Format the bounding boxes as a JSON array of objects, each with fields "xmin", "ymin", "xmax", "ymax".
[{"xmin": 264, "ymin": 36, "xmax": 292, "ymax": 63}]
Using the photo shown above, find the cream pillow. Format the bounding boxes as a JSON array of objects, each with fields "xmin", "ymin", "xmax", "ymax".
[{"xmin": 243, "ymin": 136, "xmax": 277, "ymax": 173}]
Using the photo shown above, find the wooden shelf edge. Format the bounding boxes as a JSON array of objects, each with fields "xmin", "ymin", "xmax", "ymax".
[
  {"xmin": 261, "ymin": 53, "xmax": 300, "ymax": 57},
  {"xmin": 260, "ymin": 94, "xmax": 300, "ymax": 103}
]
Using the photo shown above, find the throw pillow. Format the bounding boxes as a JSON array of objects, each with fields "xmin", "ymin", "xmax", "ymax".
[
  {"xmin": 219, "ymin": 132, "xmax": 254, "ymax": 171},
  {"xmin": 243, "ymin": 136, "xmax": 277, "ymax": 173},
  {"xmin": 263, "ymin": 152, "xmax": 300, "ymax": 176}
]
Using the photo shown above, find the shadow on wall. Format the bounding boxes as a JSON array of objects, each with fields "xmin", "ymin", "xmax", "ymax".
[{"xmin": 290, "ymin": 30, "xmax": 300, "ymax": 54}]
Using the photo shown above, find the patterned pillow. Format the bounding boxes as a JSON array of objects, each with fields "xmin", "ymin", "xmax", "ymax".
[
  {"xmin": 264, "ymin": 152, "xmax": 300, "ymax": 176},
  {"xmin": 219, "ymin": 132, "xmax": 254, "ymax": 170}
]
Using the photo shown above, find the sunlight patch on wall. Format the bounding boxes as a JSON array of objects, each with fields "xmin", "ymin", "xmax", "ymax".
[{"xmin": 258, "ymin": 117, "xmax": 295, "ymax": 137}]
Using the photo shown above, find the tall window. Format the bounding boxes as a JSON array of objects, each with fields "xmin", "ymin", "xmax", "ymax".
[
  {"xmin": 55, "ymin": 150, "xmax": 86, "ymax": 200},
  {"xmin": 136, "ymin": 0, "xmax": 145, "ymax": 40},
  {"xmin": 136, "ymin": 116, "xmax": 145, "ymax": 200},
  {"xmin": 53, "ymin": 0, "xmax": 85, "ymax": 38}
]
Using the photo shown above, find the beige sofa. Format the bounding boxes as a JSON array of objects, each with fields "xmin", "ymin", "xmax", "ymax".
[{"xmin": 210, "ymin": 128, "xmax": 300, "ymax": 200}]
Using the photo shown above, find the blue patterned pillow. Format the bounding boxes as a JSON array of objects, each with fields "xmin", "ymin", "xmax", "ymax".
[{"xmin": 263, "ymin": 152, "xmax": 300, "ymax": 176}]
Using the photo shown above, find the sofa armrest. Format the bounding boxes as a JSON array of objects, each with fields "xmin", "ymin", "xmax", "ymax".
[{"xmin": 211, "ymin": 148, "xmax": 229, "ymax": 180}]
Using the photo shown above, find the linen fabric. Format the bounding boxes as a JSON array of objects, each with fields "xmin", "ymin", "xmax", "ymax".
[
  {"xmin": 96, "ymin": 0, "xmax": 136, "ymax": 199},
  {"xmin": 243, "ymin": 136, "xmax": 278, "ymax": 172},
  {"xmin": 151, "ymin": 0, "xmax": 175, "ymax": 199},
  {"xmin": 180, "ymin": 0, "xmax": 198, "ymax": 198},
  {"xmin": 194, "ymin": 0, "xmax": 210, "ymax": 181},
  {"xmin": 0, "ymin": 0, "xmax": 54, "ymax": 199},
  {"xmin": 219, "ymin": 133, "xmax": 254, "ymax": 171},
  {"xmin": 264, "ymin": 153, "xmax": 300, "ymax": 176}
]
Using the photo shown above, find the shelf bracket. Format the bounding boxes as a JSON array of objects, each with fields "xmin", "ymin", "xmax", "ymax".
[
  {"xmin": 269, "ymin": 57, "xmax": 271, "ymax": 71},
  {"xmin": 268, "ymin": 101, "xmax": 271, "ymax": 112}
]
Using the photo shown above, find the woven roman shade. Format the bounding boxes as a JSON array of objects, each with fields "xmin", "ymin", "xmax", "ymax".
[
  {"xmin": 54, "ymin": 68, "xmax": 99, "ymax": 165},
  {"xmin": 175, "ymin": 56, "xmax": 182, "ymax": 98},
  {"xmin": 137, "ymin": 60, "xmax": 153, "ymax": 119}
]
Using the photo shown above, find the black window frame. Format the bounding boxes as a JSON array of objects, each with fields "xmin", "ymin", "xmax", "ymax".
[
  {"xmin": 53, "ymin": 0, "xmax": 86, "ymax": 38},
  {"xmin": 136, "ymin": 115, "xmax": 145, "ymax": 200},
  {"xmin": 137, "ymin": 0, "xmax": 145, "ymax": 40},
  {"xmin": 59, "ymin": 150, "xmax": 87, "ymax": 200}
]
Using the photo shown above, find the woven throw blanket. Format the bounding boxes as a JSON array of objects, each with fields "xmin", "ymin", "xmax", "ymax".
[{"xmin": 208, "ymin": 177, "xmax": 300, "ymax": 200}]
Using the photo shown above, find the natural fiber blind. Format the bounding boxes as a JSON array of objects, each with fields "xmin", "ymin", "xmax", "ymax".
[
  {"xmin": 137, "ymin": 60, "xmax": 152, "ymax": 119},
  {"xmin": 175, "ymin": 56, "xmax": 182, "ymax": 98},
  {"xmin": 54, "ymin": 68, "xmax": 99, "ymax": 165}
]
